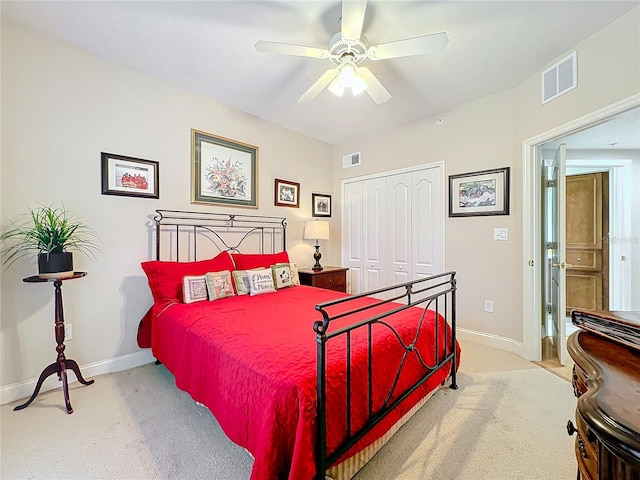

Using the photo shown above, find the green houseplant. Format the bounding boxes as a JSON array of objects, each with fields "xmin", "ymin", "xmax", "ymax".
[{"xmin": 0, "ymin": 204, "xmax": 100, "ymax": 278}]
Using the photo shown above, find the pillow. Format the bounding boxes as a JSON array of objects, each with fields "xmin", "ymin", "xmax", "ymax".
[
  {"xmin": 247, "ymin": 268, "xmax": 276, "ymax": 296},
  {"xmin": 232, "ymin": 270, "xmax": 251, "ymax": 295},
  {"xmin": 183, "ymin": 275, "xmax": 208, "ymax": 304},
  {"xmin": 276, "ymin": 262, "xmax": 300, "ymax": 286},
  {"xmin": 231, "ymin": 251, "xmax": 290, "ymax": 270},
  {"xmin": 205, "ymin": 270, "xmax": 235, "ymax": 301},
  {"xmin": 271, "ymin": 264, "xmax": 293, "ymax": 290},
  {"xmin": 141, "ymin": 251, "xmax": 235, "ymax": 305}
]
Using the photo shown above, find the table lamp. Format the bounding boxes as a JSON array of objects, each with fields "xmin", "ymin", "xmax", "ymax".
[{"xmin": 304, "ymin": 220, "xmax": 330, "ymax": 271}]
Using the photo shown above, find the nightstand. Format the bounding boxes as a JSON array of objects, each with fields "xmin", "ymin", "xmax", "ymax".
[{"xmin": 298, "ymin": 266, "xmax": 349, "ymax": 293}]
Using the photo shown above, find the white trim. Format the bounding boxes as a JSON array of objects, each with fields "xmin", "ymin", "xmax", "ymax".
[
  {"xmin": 341, "ymin": 161, "xmax": 445, "ymax": 185},
  {"xmin": 522, "ymin": 94, "xmax": 640, "ymax": 361},
  {"xmin": 0, "ymin": 349, "xmax": 155, "ymax": 406},
  {"xmin": 457, "ymin": 327, "xmax": 525, "ymax": 358}
]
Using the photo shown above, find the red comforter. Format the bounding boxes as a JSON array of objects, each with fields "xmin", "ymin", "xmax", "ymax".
[{"xmin": 151, "ymin": 285, "xmax": 459, "ymax": 480}]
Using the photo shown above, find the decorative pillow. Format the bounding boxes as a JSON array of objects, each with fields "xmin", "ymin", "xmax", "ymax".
[
  {"xmin": 231, "ymin": 251, "xmax": 290, "ymax": 270},
  {"xmin": 232, "ymin": 270, "xmax": 252, "ymax": 295},
  {"xmin": 183, "ymin": 275, "xmax": 208, "ymax": 304},
  {"xmin": 276, "ymin": 262, "xmax": 300, "ymax": 286},
  {"xmin": 271, "ymin": 264, "xmax": 293, "ymax": 290},
  {"xmin": 141, "ymin": 251, "xmax": 235, "ymax": 305},
  {"xmin": 247, "ymin": 268, "xmax": 276, "ymax": 296},
  {"xmin": 205, "ymin": 270, "xmax": 235, "ymax": 301}
]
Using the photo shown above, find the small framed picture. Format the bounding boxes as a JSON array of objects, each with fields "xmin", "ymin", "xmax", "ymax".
[
  {"xmin": 101, "ymin": 152, "xmax": 159, "ymax": 199},
  {"xmin": 449, "ymin": 167, "xmax": 510, "ymax": 217},
  {"xmin": 191, "ymin": 129, "xmax": 259, "ymax": 209},
  {"xmin": 312, "ymin": 193, "xmax": 332, "ymax": 217},
  {"xmin": 274, "ymin": 179, "xmax": 300, "ymax": 208}
]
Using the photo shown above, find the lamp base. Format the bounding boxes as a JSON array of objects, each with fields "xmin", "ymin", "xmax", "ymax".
[{"xmin": 312, "ymin": 244, "xmax": 323, "ymax": 271}]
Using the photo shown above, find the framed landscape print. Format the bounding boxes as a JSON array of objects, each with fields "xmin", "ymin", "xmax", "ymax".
[
  {"xmin": 191, "ymin": 129, "xmax": 259, "ymax": 208},
  {"xmin": 274, "ymin": 179, "xmax": 300, "ymax": 208},
  {"xmin": 312, "ymin": 193, "xmax": 331, "ymax": 217},
  {"xmin": 449, "ymin": 167, "xmax": 510, "ymax": 217},
  {"xmin": 101, "ymin": 152, "xmax": 159, "ymax": 199}
]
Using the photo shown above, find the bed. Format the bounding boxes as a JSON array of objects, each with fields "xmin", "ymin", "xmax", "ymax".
[{"xmin": 139, "ymin": 209, "xmax": 460, "ymax": 480}]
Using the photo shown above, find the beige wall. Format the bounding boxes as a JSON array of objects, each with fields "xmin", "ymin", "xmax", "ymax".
[
  {"xmin": 333, "ymin": 7, "xmax": 640, "ymax": 348},
  {"xmin": 0, "ymin": 24, "xmax": 334, "ymax": 395}
]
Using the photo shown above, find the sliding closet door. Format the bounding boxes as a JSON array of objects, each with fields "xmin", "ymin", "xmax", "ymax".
[
  {"xmin": 342, "ymin": 181, "xmax": 363, "ymax": 293},
  {"xmin": 363, "ymin": 177, "xmax": 387, "ymax": 295},
  {"xmin": 412, "ymin": 167, "xmax": 444, "ymax": 278},
  {"xmin": 341, "ymin": 163, "xmax": 444, "ymax": 296},
  {"xmin": 387, "ymin": 173, "xmax": 412, "ymax": 296}
]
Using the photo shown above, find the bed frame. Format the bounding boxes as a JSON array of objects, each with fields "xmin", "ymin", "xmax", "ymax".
[{"xmin": 153, "ymin": 209, "xmax": 458, "ymax": 480}]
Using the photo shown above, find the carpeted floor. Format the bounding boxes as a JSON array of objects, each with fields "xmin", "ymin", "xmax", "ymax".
[{"xmin": 0, "ymin": 340, "xmax": 577, "ymax": 480}]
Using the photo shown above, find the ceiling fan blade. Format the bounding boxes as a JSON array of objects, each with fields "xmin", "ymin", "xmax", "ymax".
[
  {"xmin": 368, "ymin": 32, "xmax": 448, "ymax": 60},
  {"xmin": 255, "ymin": 40, "xmax": 329, "ymax": 59},
  {"xmin": 298, "ymin": 69, "xmax": 339, "ymax": 103},
  {"xmin": 341, "ymin": 0, "xmax": 368, "ymax": 42},
  {"xmin": 358, "ymin": 67, "xmax": 391, "ymax": 104}
]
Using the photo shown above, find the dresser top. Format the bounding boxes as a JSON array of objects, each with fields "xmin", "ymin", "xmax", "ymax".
[{"xmin": 568, "ymin": 330, "xmax": 640, "ymax": 465}]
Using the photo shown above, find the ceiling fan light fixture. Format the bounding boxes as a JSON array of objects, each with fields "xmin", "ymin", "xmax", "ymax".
[
  {"xmin": 351, "ymin": 75, "xmax": 368, "ymax": 95},
  {"xmin": 328, "ymin": 78, "xmax": 344, "ymax": 97},
  {"xmin": 339, "ymin": 62, "xmax": 357, "ymax": 88}
]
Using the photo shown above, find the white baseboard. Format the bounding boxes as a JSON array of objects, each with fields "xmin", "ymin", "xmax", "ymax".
[
  {"xmin": 0, "ymin": 349, "xmax": 156, "ymax": 406},
  {"xmin": 457, "ymin": 327, "xmax": 525, "ymax": 358}
]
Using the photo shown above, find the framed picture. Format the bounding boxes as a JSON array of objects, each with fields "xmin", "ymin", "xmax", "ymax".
[
  {"xmin": 101, "ymin": 152, "xmax": 159, "ymax": 199},
  {"xmin": 191, "ymin": 129, "xmax": 259, "ymax": 208},
  {"xmin": 449, "ymin": 167, "xmax": 510, "ymax": 217},
  {"xmin": 274, "ymin": 179, "xmax": 300, "ymax": 208},
  {"xmin": 312, "ymin": 193, "xmax": 332, "ymax": 217}
]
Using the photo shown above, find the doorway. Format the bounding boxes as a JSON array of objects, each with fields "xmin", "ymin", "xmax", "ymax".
[{"xmin": 522, "ymin": 95, "xmax": 640, "ymax": 362}]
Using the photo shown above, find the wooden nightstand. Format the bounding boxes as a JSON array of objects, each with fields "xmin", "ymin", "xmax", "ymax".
[{"xmin": 298, "ymin": 266, "xmax": 349, "ymax": 293}]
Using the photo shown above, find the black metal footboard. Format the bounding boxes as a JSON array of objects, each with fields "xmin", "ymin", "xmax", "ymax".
[{"xmin": 313, "ymin": 272, "xmax": 457, "ymax": 479}]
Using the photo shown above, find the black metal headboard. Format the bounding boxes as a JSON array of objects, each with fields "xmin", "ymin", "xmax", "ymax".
[{"xmin": 153, "ymin": 209, "xmax": 287, "ymax": 262}]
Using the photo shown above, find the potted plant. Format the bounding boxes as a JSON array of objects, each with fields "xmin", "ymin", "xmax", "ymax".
[{"xmin": 0, "ymin": 204, "xmax": 100, "ymax": 278}]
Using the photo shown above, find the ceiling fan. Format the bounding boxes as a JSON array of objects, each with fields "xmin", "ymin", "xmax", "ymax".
[{"xmin": 255, "ymin": 0, "xmax": 448, "ymax": 104}]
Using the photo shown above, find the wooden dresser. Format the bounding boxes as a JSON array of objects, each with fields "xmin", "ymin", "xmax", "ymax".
[
  {"xmin": 298, "ymin": 266, "xmax": 348, "ymax": 293},
  {"xmin": 567, "ymin": 313, "xmax": 640, "ymax": 480}
]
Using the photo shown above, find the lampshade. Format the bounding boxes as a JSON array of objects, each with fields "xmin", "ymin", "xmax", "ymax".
[{"xmin": 304, "ymin": 220, "xmax": 330, "ymax": 241}]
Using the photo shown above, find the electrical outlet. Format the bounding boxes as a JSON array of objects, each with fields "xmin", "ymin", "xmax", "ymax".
[
  {"xmin": 64, "ymin": 323, "xmax": 72, "ymax": 341},
  {"xmin": 484, "ymin": 300, "xmax": 494, "ymax": 313}
]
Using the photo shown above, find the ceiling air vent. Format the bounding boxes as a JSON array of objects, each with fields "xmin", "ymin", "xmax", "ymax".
[
  {"xmin": 542, "ymin": 52, "xmax": 577, "ymax": 104},
  {"xmin": 342, "ymin": 152, "xmax": 361, "ymax": 168}
]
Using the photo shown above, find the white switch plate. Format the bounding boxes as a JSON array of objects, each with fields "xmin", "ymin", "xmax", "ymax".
[
  {"xmin": 65, "ymin": 323, "xmax": 72, "ymax": 341},
  {"xmin": 493, "ymin": 228, "xmax": 509, "ymax": 240},
  {"xmin": 484, "ymin": 300, "xmax": 494, "ymax": 313}
]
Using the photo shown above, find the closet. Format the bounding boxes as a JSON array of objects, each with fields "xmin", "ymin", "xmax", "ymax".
[{"xmin": 341, "ymin": 163, "xmax": 445, "ymax": 298}]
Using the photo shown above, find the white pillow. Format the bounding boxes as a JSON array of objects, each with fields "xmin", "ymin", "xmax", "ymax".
[
  {"xmin": 205, "ymin": 270, "xmax": 235, "ymax": 301},
  {"xmin": 183, "ymin": 275, "xmax": 208, "ymax": 304},
  {"xmin": 247, "ymin": 269, "xmax": 276, "ymax": 296}
]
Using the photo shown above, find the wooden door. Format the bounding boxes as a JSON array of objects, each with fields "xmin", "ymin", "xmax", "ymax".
[{"xmin": 566, "ymin": 172, "xmax": 609, "ymax": 312}]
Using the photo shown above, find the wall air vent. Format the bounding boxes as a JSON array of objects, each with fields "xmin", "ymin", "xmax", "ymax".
[
  {"xmin": 542, "ymin": 52, "xmax": 577, "ymax": 104},
  {"xmin": 342, "ymin": 152, "xmax": 361, "ymax": 168}
]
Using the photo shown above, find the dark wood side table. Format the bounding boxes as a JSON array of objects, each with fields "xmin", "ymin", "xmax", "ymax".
[
  {"xmin": 16, "ymin": 272, "xmax": 94, "ymax": 414},
  {"xmin": 298, "ymin": 266, "xmax": 349, "ymax": 293}
]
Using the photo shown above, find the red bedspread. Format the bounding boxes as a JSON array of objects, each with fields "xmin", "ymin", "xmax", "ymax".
[{"xmin": 151, "ymin": 285, "xmax": 459, "ymax": 480}]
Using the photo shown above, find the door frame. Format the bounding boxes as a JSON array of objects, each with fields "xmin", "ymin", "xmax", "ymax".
[{"xmin": 522, "ymin": 93, "xmax": 639, "ymax": 361}]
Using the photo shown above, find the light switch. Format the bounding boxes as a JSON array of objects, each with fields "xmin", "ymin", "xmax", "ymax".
[{"xmin": 493, "ymin": 228, "xmax": 509, "ymax": 241}]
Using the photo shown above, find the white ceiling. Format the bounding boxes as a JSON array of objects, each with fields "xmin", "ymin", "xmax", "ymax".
[{"xmin": 2, "ymin": 1, "xmax": 639, "ymax": 146}]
